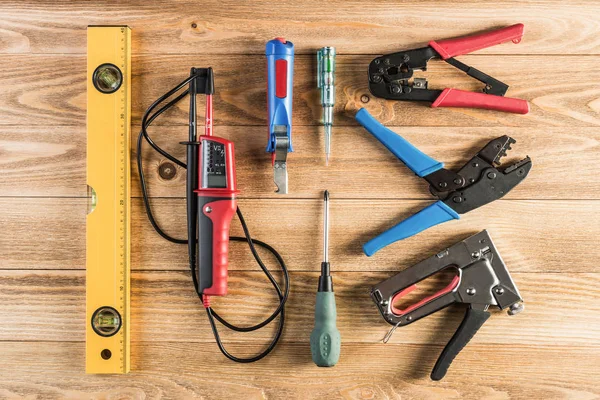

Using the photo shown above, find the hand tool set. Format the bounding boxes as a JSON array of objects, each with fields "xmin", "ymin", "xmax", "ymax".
[
  {"xmin": 368, "ymin": 24, "xmax": 529, "ymax": 114},
  {"xmin": 87, "ymin": 23, "xmax": 530, "ymax": 379}
]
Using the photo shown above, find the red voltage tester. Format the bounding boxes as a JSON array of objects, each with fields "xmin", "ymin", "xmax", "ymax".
[
  {"xmin": 195, "ymin": 118, "xmax": 238, "ymax": 299},
  {"xmin": 184, "ymin": 68, "xmax": 239, "ymax": 303},
  {"xmin": 138, "ymin": 67, "xmax": 288, "ymax": 364}
]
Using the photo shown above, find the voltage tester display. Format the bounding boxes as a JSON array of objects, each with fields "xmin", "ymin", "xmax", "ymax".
[{"xmin": 202, "ymin": 140, "xmax": 227, "ymax": 188}]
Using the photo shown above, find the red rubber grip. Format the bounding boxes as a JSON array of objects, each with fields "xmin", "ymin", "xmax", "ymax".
[
  {"xmin": 391, "ymin": 276, "xmax": 460, "ymax": 316},
  {"xmin": 429, "ymin": 24, "xmax": 524, "ymax": 59},
  {"xmin": 275, "ymin": 59, "xmax": 288, "ymax": 98},
  {"xmin": 202, "ymin": 198, "xmax": 238, "ymax": 296},
  {"xmin": 432, "ymin": 89, "xmax": 529, "ymax": 114}
]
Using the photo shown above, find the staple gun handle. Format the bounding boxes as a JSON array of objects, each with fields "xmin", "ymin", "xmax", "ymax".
[
  {"xmin": 431, "ymin": 307, "xmax": 490, "ymax": 381},
  {"xmin": 363, "ymin": 201, "xmax": 459, "ymax": 256},
  {"xmin": 356, "ymin": 108, "xmax": 443, "ymax": 177}
]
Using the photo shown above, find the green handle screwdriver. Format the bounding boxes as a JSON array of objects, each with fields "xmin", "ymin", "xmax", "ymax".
[{"xmin": 310, "ymin": 190, "xmax": 341, "ymax": 367}]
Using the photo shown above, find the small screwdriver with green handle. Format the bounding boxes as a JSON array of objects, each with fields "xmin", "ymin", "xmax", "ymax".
[{"xmin": 310, "ymin": 190, "xmax": 341, "ymax": 366}]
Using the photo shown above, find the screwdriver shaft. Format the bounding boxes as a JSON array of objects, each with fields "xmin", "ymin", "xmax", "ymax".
[{"xmin": 323, "ymin": 190, "xmax": 330, "ymax": 263}]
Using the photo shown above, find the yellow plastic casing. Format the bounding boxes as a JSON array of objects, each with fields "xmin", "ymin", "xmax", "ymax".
[{"xmin": 86, "ymin": 25, "xmax": 131, "ymax": 374}]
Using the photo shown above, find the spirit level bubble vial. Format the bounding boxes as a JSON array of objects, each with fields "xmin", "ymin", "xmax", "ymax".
[{"xmin": 86, "ymin": 25, "xmax": 131, "ymax": 374}]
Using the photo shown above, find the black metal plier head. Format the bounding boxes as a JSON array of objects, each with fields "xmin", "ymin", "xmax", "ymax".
[{"xmin": 368, "ymin": 24, "xmax": 529, "ymax": 114}]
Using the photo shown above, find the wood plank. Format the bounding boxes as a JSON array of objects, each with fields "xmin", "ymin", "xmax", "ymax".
[
  {"xmin": 2, "ymin": 125, "xmax": 599, "ymax": 200},
  {"xmin": 132, "ymin": 199, "xmax": 600, "ymax": 273},
  {"xmin": 0, "ymin": 125, "xmax": 85, "ymax": 196},
  {"xmin": 2, "ymin": 197, "xmax": 598, "ymax": 272},
  {"xmin": 0, "ymin": 341, "xmax": 598, "ymax": 399},
  {"xmin": 0, "ymin": 198, "xmax": 85, "ymax": 270},
  {"xmin": 1, "ymin": 269, "xmax": 599, "ymax": 346},
  {"xmin": 133, "ymin": 125, "xmax": 600, "ymax": 200},
  {"xmin": 0, "ymin": 1, "xmax": 599, "ymax": 55},
  {"xmin": 1, "ymin": 55, "xmax": 600, "ymax": 128}
]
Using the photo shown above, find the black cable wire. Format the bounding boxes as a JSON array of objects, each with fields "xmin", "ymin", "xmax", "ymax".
[
  {"xmin": 137, "ymin": 88, "xmax": 189, "ymax": 244},
  {"xmin": 137, "ymin": 77, "xmax": 289, "ymax": 363}
]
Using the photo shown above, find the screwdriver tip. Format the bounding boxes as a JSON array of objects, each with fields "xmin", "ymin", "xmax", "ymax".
[{"xmin": 324, "ymin": 190, "xmax": 329, "ymax": 201}]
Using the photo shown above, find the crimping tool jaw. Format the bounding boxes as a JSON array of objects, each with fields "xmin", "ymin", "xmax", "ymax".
[
  {"xmin": 370, "ymin": 231, "xmax": 524, "ymax": 380},
  {"xmin": 368, "ymin": 46, "xmax": 440, "ymax": 102},
  {"xmin": 443, "ymin": 136, "xmax": 532, "ymax": 214}
]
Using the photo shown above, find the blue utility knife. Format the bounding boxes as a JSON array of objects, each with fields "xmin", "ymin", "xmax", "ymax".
[{"xmin": 266, "ymin": 38, "xmax": 294, "ymax": 194}]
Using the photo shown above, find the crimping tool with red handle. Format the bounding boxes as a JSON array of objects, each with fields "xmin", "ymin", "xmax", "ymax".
[{"xmin": 368, "ymin": 24, "xmax": 529, "ymax": 114}]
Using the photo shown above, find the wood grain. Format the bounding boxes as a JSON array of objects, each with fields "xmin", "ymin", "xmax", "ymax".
[
  {"xmin": 1, "ymin": 55, "xmax": 600, "ymax": 128},
  {"xmin": 133, "ymin": 125, "xmax": 600, "ymax": 200},
  {"xmin": 1, "ymin": 125, "xmax": 598, "ymax": 199},
  {"xmin": 1, "ymin": 269, "xmax": 599, "ymax": 346},
  {"xmin": 1, "ymin": 1, "xmax": 599, "ymax": 398},
  {"xmin": 1, "ymin": 197, "xmax": 599, "ymax": 272},
  {"xmin": 0, "ymin": 0, "xmax": 599, "ymax": 55},
  {"xmin": 0, "ymin": 341, "xmax": 598, "ymax": 399}
]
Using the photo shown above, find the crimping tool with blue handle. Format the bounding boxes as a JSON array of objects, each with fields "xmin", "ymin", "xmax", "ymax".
[{"xmin": 356, "ymin": 108, "xmax": 532, "ymax": 256}]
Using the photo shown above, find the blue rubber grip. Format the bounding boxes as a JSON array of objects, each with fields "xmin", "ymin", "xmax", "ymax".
[
  {"xmin": 266, "ymin": 39, "xmax": 294, "ymax": 153},
  {"xmin": 363, "ymin": 201, "xmax": 460, "ymax": 256},
  {"xmin": 355, "ymin": 108, "xmax": 443, "ymax": 177}
]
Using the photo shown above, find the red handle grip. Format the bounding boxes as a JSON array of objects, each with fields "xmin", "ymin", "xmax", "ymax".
[
  {"xmin": 202, "ymin": 198, "xmax": 238, "ymax": 296},
  {"xmin": 432, "ymin": 89, "xmax": 529, "ymax": 114},
  {"xmin": 429, "ymin": 24, "xmax": 524, "ymax": 59}
]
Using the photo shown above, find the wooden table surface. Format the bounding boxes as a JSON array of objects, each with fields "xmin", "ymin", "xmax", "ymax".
[{"xmin": 1, "ymin": 1, "xmax": 599, "ymax": 399}]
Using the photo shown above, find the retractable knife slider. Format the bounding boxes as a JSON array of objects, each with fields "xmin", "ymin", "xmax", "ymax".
[
  {"xmin": 370, "ymin": 230, "xmax": 524, "ymax": 380},
  {"xmin": 356, "ymin": 109, "xmax": 532, "ymax": 256},
  {"xmin": 368, "ymin": 24, "xmax": 529, "ymax": 114}
]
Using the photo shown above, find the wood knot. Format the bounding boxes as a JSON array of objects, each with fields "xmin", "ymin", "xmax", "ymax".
[{"xmin": 158, "ymin": 162, "xmax": 177, "ymax": 180}]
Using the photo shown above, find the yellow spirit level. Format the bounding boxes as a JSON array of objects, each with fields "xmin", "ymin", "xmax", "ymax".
[{"xmin": 86, "ymin": 25, "xmax": 131, "ymax": 374}]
